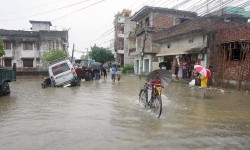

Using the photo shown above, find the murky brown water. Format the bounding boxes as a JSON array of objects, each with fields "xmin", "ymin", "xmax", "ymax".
[{"xmin": 0, "ymin": 75, "xmax": 250, "ymax": 150}]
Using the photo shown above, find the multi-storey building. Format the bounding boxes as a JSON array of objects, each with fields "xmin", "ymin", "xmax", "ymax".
[
  {"xmin": 123, "ymin": 9, "xmax": 136, "ymax": 66},
  {"xmin": 152, "ymin": 7, "xmax": 250, "ymax": 89},
  {"xmin": 114, "ymin": 11, "xmax": 125, "ymax": 66},
  {"xmin": 114, "ymin": 9, "xmax": 136, "ymax": 66},
  {"xmin": 153, "ymin": 14, "xmax": 248, "ymax": 77},
  {"xmin": 0, "ymin": 20, "xmax": 68, "ymax": 70},
  {"xmin": 129, "ymin": 6, "xmax": 197, "ymax": 75}
]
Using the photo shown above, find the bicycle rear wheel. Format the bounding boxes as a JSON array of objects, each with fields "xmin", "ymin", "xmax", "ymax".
[
  {"xmin": 150, "ymin": 95, "xmax": 162, "ymax": 118},
  {"xmin": 139, "ymin": 89, "xmax": 148, "ymax": 107}
]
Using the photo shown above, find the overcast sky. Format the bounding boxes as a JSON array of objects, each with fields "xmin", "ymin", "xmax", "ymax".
[{"xmin": 0, "ymin": 0, "xmax": 248, "ymax": 58}]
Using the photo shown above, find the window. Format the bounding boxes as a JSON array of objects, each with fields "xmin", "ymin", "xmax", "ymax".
[
  {"xmin": 4, "ymin": 42, "xmax": 12, "ymax": 50},
  {"xmin": 180, "ymin": 18, "xmax": 190, "ymax": 23},
  {"xmin": 137, "ymin": 38, "xmax": 142, "ymax": 49},
  {"xmin": 4, "ymin": 59, "xmax": 11, "ymax": 67},
  {"xmin": 231, "ymin": 48, "xmax": 240, "ymax": 60},
  {"xmin": 145, "ymin": 17, "xmax": 150, "ymax": 27},
  {"xmin": 221, "ymin": 42, "xmax": 246, "ymax": 61},
  {"xmin": 118, "ymin": 40, "xmax": 124, "ymax": 49},
  {"xmin": 23, "ymin": 42, "xmax": 33, "ymax": 50},
  {"xmin": 52, "ymin": 63, "xmax": 70, "ymax": 76},
  {"xmin": 23, "ymin": 59, "xmax": 33, "ymax": 67}
]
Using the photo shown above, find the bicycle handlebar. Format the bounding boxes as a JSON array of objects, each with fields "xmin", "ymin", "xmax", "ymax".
[{"xmin": 145, "ymin": 82, "xmax": 164, "ymax": 88}]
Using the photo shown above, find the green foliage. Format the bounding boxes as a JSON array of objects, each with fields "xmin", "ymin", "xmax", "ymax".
[
  {"xmin": 114, "ymin": 12, "xmax": 122, "ymax": 18},
  {"xmin": 42, "ymin": 49, "xmax": 68, "ymax": 62},
  {"xmin": 122, "ymin": 64, "xmax": 134, "ymax": 74},
  {"xmin": 0, "ymin": 38, "xmax": 5, "ymax": 57},
  {"xmin": 89, "ymin": 45, "xmax": 114, "ymax": 63}
]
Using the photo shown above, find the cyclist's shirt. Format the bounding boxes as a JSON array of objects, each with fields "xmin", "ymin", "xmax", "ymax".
[
  {"xmin": 150, "ymin": 79, "xmax": 162, "ymax": 95},
  {"xmin": 150, "ymin": 79, "xmax": 162, "ymax": 86}
]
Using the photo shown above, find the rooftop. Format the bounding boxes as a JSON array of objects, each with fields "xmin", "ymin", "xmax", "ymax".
[
  {"xmin": 29, "ymin": 20, "xmax": 52, "ymax": 26},
  {"xmin": 130, "ymin": 6, "xmax": 197, "ymax": 21}
]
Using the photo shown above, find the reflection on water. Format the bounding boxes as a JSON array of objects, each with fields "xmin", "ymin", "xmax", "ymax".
[{"xmin": 0, "ymin": 76, "xmax": 249, "ymax": 150}]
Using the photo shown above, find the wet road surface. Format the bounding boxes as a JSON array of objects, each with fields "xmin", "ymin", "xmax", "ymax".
[{"xmin": 0, "ymin": 75, "xmax": 249, "ymax": 150}]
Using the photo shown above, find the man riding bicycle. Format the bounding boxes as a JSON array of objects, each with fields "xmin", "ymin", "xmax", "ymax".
[{"xmin": 149, "ymin": 72, "xmax": 163, "ymax": 99}]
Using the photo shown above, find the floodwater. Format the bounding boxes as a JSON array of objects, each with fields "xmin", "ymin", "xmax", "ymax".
[{"xmin": 0, "ymin": 75, "xmax": 249, "ymax": 150}]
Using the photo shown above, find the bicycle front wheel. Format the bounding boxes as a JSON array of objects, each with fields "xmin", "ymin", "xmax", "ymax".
[
  {"xmin": 150, "ymin": 95, "xmax": 162, "ymax": 118},
  {"xmin": 139, "ymin": 89, "xmax": 148, "ymax": 107}
]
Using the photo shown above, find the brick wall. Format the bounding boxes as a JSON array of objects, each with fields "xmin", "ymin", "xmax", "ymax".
[
  {"xmin": 152, "ymin": 17, "xmax": 246, "ymax": 42},
  {"xmin": 153, "ymin": 13, "xmax": 174, "ymax": 29},
  {"xmin": 216, "ymin": 24, "xmax": 250, "ymax": 83},
  {"xmin": 217, "ymin": 23, "xmax": 250, "ymax": 43}
]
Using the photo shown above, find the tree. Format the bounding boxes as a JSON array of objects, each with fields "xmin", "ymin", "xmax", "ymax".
[
  {"xmin": 0, "ymin": 38, "xmax": 5, "ymax": 57},
  {"xmin": 89, "ymin": 45, "xmax": 114, "ymax": 63},
  {"xmin": 42, "ymin": 49, "xmax": 68, "ymax": 62}
]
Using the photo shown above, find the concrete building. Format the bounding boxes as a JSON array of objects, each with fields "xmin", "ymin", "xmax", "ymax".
[
  {"xmin": 0, "ymin": 20, "xmax": 68, "ymax": 70},
  {"xmin": 123, "ymin": 9, "xmax": 136, "ymax": 65},
  {"xmin": 129, "ymin": 6, "xmax": 197, "ymax": 76},
  {"xmin": 151, "ymin": 9, "xmax": 249, "ymax": 89},
  {"xmin": 153, "ymin": 14, "xmax": 248, "ymax": 76},
  {"xmin": 113, "ymin": 11, "xmax": 125, "ymax": 66}
]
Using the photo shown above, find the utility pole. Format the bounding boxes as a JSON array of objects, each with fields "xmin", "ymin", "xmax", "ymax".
[
  {"xmin": 85, "ymin": 48, "xmax": 89, "ymax": 65},
  {"xmin": 71, "ymin": 43, "xmax": 75, "ymax": 63},
  {"xmin": 139, "ymin": 28, "xmax": 147, "ymax": 79}
]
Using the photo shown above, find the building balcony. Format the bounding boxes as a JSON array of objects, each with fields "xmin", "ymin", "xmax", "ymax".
[
  {"xmin": 117, "ymin": 50, "xmax": 124, "ymax": 54},
  {"xmin": 118, "ymin": 33, "xmax": 124, "ymax": 38},
  {"xmin": 21, "ymin": 50, "xmax": 35, "ymax": 58},
  {"xmin": 3, "ymin": 50, "xmax": 13, "ymax": 58},
  {"xmin": 118, "ymin": 17, "xmax": 124, "ymax": 23}
]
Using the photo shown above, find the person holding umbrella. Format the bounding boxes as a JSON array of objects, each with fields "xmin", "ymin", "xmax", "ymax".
[
  {"xmin": 200, "ymin": 74, "xmax": 208, "ymax": 98},
  {"xmin": 111, "ymin": 66, "xmax": 116, "ymax": 82},
  {"xmin": 194, "ymin": 65, "xmax": 211, "ymax": 98}
]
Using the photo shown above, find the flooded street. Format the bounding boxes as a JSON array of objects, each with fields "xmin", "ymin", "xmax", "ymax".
[{"xmin": 0, "ymin": 75, "xmax": 250, "ymax": 150}]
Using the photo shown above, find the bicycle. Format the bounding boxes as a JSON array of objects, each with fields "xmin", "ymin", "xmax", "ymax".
[{"xmin": 139, "ymin": 82, "xmax": 163, "ymax": 118}]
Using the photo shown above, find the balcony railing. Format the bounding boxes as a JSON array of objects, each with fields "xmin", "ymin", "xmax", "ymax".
[
  {"xmin": 4, "ymin": 50, "xmax": 13, "ymax": 57},
  {"xmin": 117, "ymin": 50, "xmax": 124, "ymax": 54},
  {"xmin": 117, "ymin": 34, "xmax": 124, "ymax": 38}
]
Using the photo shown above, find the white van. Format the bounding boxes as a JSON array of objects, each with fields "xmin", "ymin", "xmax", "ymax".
[{"xmin": 48, "ymin": 59, "xmax": 80, "ymax": 87}]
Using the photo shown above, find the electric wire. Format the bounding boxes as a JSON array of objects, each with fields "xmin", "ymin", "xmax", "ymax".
[
  {"xmin": 76, "ymin": 0, "xmax": 250, "ymax": 50},
  {"xmin": 0, "ymin": 0, "xmax": 70, "ymax": 15},
  {"xmin": 0, "ymin": 0, "xmax": 93, "ymax": 21},
  {"xmin": 52, "ymin": 0, "xmax": 105, "ymax": 21}
]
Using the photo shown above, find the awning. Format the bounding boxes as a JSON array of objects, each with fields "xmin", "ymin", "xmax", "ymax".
[{"xmin": 156, "ymin": 47, "xmax": 206, "ymax": 57}]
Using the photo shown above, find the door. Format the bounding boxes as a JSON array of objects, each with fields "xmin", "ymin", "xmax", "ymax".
[
  {"xmin": 145, "ymin": 59, "xmax": 150, "ymax": 73},
  {"xmin": 136, "ymin": 60, "xmax": 139, "ymax": 75}
]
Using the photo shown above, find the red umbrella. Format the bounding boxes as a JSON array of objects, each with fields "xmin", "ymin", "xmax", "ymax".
[{"xmin": 194, "ymin": 65, "xmax": 211, "ymax": 78}]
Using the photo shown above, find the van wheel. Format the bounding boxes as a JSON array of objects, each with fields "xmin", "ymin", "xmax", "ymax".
[
  {"xmin": 0, "ymin": 82, "xmax": 10, "ymax": 96},
  {"xmin": 51, "ymin": 80, "xmax": 56, "ymax": 87},
  {"xmin": 76, "ymin": 79, "xmax": 80, "ymax": 86}
]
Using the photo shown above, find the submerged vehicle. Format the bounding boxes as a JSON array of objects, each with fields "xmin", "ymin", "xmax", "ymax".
[
  {"xmin": 0, "ymin": 64, "xmax": 16, "ymax": 96},
  {"xmin": 42, "ymin": 58, "xmax": 80, "ymax": 88}
]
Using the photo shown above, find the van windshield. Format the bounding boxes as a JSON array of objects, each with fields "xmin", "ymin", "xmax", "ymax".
[{"xmin": 52, "ymin": 63, "xmax": 70, "ymax": 76}]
